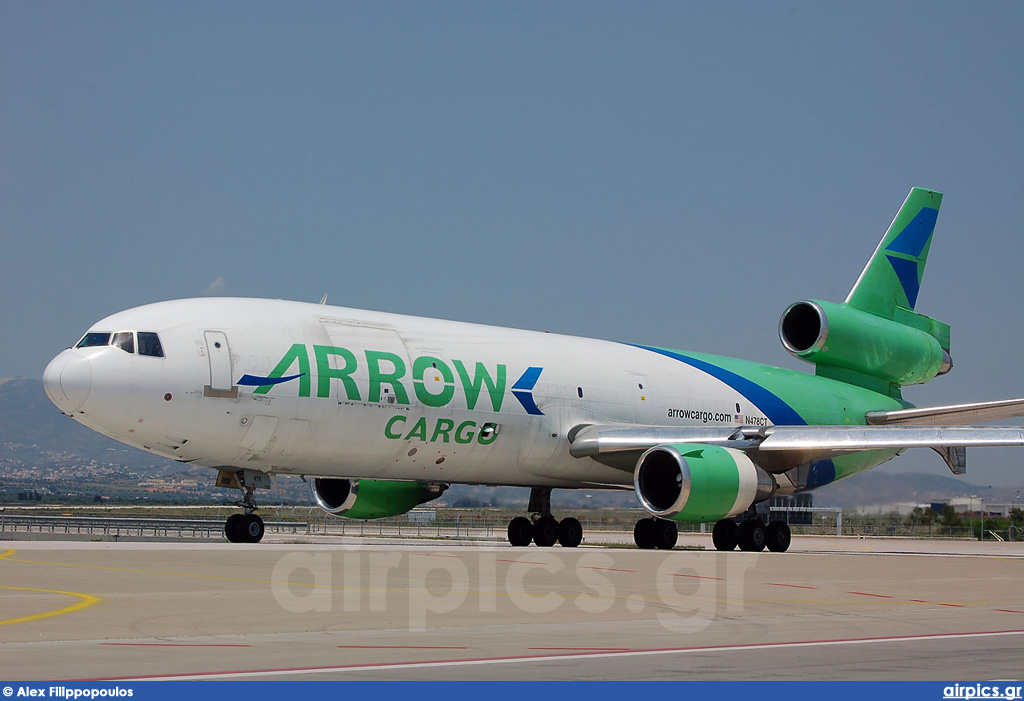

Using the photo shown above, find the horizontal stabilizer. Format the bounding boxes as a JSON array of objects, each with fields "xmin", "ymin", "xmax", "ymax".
[{"xmin": 866, "ymin": 398, "xmax": 1024, "ymax": 426}]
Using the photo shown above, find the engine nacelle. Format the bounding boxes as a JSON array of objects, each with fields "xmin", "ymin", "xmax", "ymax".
[
  {"xmin": 779, "ymin": 299, "xmax": 951, "ymax": 386},
  {"xmin": 634, "ymin": 443, "xmax": 775, "ymax": 523},
  {"xmin": 311, "ymin": 478, "xmax": 446, "ymax": 520}
]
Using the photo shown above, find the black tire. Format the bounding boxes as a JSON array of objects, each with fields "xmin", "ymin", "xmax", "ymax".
[
  {"xmin": 633, "ymin": 518, "xmax": 657, "ymax": 549},
  {"xmin": 225, "ymin": 513, "xmax": 243, "ymax": 543},
  {"xmin": 654, "ymin": 519, "xmax": 678, "ymax": 550},
  {"xmin": 557, "ymin": 517, "xmax": 584, "ymax": 548},
  {"xmin": 712, "ymin": 519, "xmax": 738, "ymax": 551},
  {"xmin": 766, "ymin": 521, "xmax": 792, "ymax": 553},
  {"xmin": 241, "ymin": 513, "xmax": 265, "ymax": 543},
  {"xmin": 533, "ymin": 516, "xmax": 558, "ymax": 547},
  {"xmin": 507, "ymin": 516, "xmax": 533, "ymax": 546},
  {"xmin": 738, "ymin": 519, "xmax": 767, "ymax": 552}
]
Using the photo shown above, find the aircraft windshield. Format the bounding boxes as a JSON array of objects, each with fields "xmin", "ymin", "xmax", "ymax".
[
  {"xmin": 74, "ymin": 330, "xmax": 164, "ymax": 357},
  {"xmin": 111, "ymin": 332, "xmax": 135, "ymax": 354},
  {"xmin": 76, "ymin": 332, "xmax": 111, "ymax": 348},
  {"xmin": 138, "ymin": 332, "xmax": 164, "ymax": 358}
]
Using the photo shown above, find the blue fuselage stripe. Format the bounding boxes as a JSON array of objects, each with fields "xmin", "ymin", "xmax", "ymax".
[
  {"xmin": 628, "ymin": 344, "xmax": 838, "ymax": 488},
  {"xmin": 628, "ymin": 344, "xmax": 807, "ymax": 426}
]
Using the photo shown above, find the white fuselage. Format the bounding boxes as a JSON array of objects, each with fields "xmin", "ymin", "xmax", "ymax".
[{"xmin": 43, "ymin": 298, "xmax": 772, "ymax": 490}]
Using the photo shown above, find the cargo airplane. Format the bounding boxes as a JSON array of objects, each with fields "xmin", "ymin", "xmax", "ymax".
[{"xmin": 43, "ymin": 188, "xmax": 1024, "ymax": 551}]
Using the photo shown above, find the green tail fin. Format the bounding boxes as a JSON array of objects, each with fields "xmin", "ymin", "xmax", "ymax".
[
  {"xmin": 846, "ymin": 187, "xmax": 943, "ymax": 318},
  {"xmin": 813, "ymin": 187, "xmax": 951, "ymax": 397}
]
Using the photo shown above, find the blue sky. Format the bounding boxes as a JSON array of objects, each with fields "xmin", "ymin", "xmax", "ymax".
[{"xmin": 3, "ymin": 2, "xmax": 1024, "ymax": 485}]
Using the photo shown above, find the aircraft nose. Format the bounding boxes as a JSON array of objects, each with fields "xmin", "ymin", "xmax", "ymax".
[{"xmin": 43, "ymin": 352, "xmax": 92, "ymax": 414}]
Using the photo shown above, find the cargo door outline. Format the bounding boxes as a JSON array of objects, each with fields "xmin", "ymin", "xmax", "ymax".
[{"xmin": 318, "ymin": 318, "xmax": 410, "ymax": 407}]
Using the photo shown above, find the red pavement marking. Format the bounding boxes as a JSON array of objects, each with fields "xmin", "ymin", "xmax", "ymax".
[
  {"xmin": 581, "ymin": 566, "xmax": 636, "ymax": 573},
  {"xmin": 527, "ymin": 647, "xmax": 633, "ymax": 651},
  {"xmin": 847, "ymin": 591, "xmax": 894, "ymax": 599},
  {"xmin": 100, "ymin": 643, "xmax": 252, "ymax": 648},
  {"xmin": 672, "ymin": 574, "xmax": 723, "ymax": 581},
  {"xmin": 337, "ymin": 646, "xmax": 467, "ymax": 650},
  {"xmin": 767, "ymin": 583, "xmax": 817, "ymax": 590},
  {"xmin": 93, "ymin": 629, "xmax": 1024, "ymax": 681},
  {"xmin": 497, "ymin": 559, "xmax": 548, "ymax": 565}
]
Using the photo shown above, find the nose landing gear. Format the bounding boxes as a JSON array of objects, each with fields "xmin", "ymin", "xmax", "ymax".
[
  {"xmin": 225, "ymin": 512, "xmax": 265, "ymax": 543},
  {"xmin": 219, "ymin": 469, "xmax": 271, "ymax": 543}
]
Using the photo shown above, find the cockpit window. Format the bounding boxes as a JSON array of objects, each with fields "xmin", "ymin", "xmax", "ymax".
[
  {"xmin": 76, "ymin": 332, "xmax": 111, "ymax": 348},
  {"xmin": 137, "ymin": 332, "xmax": 164, "ymax": 358},
  {"xmin": 75, "ymin": 330, "xmax": 163, "ymax": 357},
  {"xmin": 111, "ymin": 332, "xmax": 135, "ymax": 354}
]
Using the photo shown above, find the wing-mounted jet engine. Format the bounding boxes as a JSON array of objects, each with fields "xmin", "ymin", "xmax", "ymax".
[{"xmin": 311, "ymin": 478, "xmax": 447, "ymax": 520}]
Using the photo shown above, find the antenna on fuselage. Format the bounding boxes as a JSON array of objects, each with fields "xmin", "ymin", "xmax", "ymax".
[{"xmin": 319, "ymin": 294, "xmax": 328, "ymax": 305}]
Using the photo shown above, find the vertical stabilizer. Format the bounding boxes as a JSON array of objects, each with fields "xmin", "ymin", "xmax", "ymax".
[
  {"xmin": 846, "ymin": 187, "xmax": 942, "ymax": 318},
  {"xmin": 784, "ymin": 188, "xmax": 952, "ymax": 397}
]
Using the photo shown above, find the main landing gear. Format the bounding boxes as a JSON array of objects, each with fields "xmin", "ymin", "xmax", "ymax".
[
  {"xmin": 633, "ymin": 517, "xmax": 678, "ymax": 550},
  {"xmin": 506, "ymin": 488, "xmax": 584, "ymax": 548},
  {"xmin": 221, "ymin": 470, "xmax": 266, "ymax": 544},
  {"xmin": 711, "ymin": 514, "xmax": 791, "ymax": 552}
]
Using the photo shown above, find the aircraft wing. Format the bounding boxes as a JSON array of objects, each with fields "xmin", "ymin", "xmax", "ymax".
[
  {"xmin": 569, "ymin": 421, "xmax": 1024, "ymax": 476},
  {"xmin": 865, "ymin": 397, "xmax": 1024, "ymax": 425}
]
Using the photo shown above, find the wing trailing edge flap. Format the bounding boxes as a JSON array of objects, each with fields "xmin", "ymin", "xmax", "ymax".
[
  {"xmin": 568, "ymin": 423, "xmax": 1024, "ymax": 475},
  {"xmin": 866, "ymin": 398, "xmax": 1024, "ymax": 426},
  {"xmin": 567, "ymin": 425, "xmax": 756, "ymax": 472},
  {"xmin": 568, "ymin": 425, "xmax": 755, "ymax": 458}
]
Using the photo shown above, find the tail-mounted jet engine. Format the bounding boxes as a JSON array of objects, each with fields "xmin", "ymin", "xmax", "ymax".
[
  {"xmin": 311, "ymin": 478, "xmax": 447, "ymax": 520},
  {"xmin": 633, "ymin": 444, "xmax": 776, "ymax": 522},
  {"xmin": 779, "ymin": 299, "xmax": 952, "ymax": 386}
]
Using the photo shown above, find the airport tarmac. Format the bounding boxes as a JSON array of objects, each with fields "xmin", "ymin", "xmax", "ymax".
[{"xmin": 2, "ymin": 534, "xmax": 1023, "ymax": 681}]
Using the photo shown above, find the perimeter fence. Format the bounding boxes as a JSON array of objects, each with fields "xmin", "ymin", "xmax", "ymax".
[{"xmin": 1, "ymin": 506, "xmax": 1019, "ymax": 541}]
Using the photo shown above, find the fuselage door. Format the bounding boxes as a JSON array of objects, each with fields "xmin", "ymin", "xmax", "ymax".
[
  {"xmin": 631, "ymin": 373, "xmax": 652, "ymax": 423},
  {"xmin": 204, "ymin": 330, "xmax": 234, "ymax": 392}
]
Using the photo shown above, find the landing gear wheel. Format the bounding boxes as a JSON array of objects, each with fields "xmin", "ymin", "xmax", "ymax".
[
  {"xmin": 654, "ymin": 519, "xmax": 678, "ymax": 550},
  {"xmin": 225, "ymin": 513, "xmax": 243, "ymax": 543},
  {"xmin": 738, "ymin": 519, "xmax": 767, "ymax": 552},
  {"xmin": 557, "ymin": 517, "xmax": 583, "ymax": 548},
  {"xmin": 533, "ymin": 516, "xmax": 558, "ymax": 547},
  {"xmin": 633, "ymin": 518, "xmax": 657, "ymax": 549},
  {"xmin": 766, "ymin": 521, "xmax": 792, "ymax": 552},
  {"xmin": 507, "ymin": 516, "xmax": 533, "ymax": 547},
  {"xmin": 712, "ymin": 519, "xmax": 739, "ymax": 551},
  {"xmin": 240, "ymin": 513, "xmax": 265, "ymax": 543}
]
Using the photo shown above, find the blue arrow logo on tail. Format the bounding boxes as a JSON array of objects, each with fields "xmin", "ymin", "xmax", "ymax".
[{"xmin": 884, "ymin": 206, "xmax": 938, "ymax": 310}]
